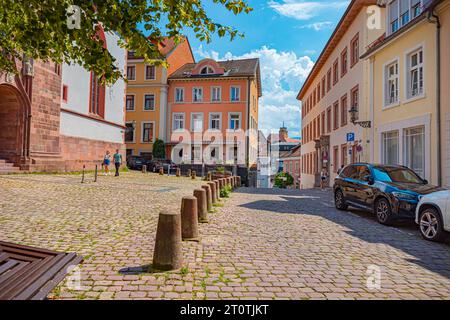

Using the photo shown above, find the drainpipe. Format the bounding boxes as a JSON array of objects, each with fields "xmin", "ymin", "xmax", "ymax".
[{"xmin": 427, "ymin": 10, "xmax": 441, "ymax": 186}]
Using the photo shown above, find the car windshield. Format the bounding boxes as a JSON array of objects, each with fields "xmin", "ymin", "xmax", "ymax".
[{"xmin": 373, "ymin": 166, "xmax": 424, "ymax": 184}]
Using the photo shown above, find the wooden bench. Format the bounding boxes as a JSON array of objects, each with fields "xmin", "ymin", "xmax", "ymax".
[{"xmin": 0, "ymin": 241, "xmax": 83, "ymax": 300}]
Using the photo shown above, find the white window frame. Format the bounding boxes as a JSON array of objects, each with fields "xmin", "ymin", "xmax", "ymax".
[
  {"xmin": 230, "ymin": 86, "xmax": 241, "ymax": 102},
  {"xmin": 143, "ymin": 93, "xmax": 156, "ymax": 111},
  {"xmin": 191, "ymin": 112, "xmax": 204, "ymax": 132},
  {"xmin": 211, "ymin": 86, "xmax": 222, "ymax": 102},
  {"xmin": 175, "ymin": 87, "xmax": 184, "ymax": 103},
  {"xmin": 201, "ymin": 66, "xmax": 215, "ymax": 75},
  {"xmin": 382, "ymin": 130, "xmax": 399, "ymax": 165},
  {"xmin": 141, "ymin": 121, "xmax": 155, "ymax": 143},
  {"xmin": 172, "ymin": 112, "xmax": 185, "ymax": 131},
  {"xmin": 387, "ymin": 0, "xmax": 423, "ymax": 35},
  {"xmin": 193, "ymin": 87, "xmax": 203, "ymax": 103},
  {"xmin": 404, "ymin": 44, "xmax": 425, "ymax": 102},
  {"xmin": 228, "ymin": 112, "xmax": 242, "ymax": 130},
  {"xmin": 145, "ymin": 64, "xmax": 156, "ymax": 80},
  {"xmin": 125, "ymin": 121, "xmax": 135, "ymax": 143},
  {"xmin": 383, "ymin": 58, "xmax": 400, "ymax": 108},
  {"xmin": 209, "ymin": 112, "xmax": 222, "ymax": 130},
  {"xmin": 403, "ymin": 126, "xmax": 425, "ymax": 178},
  {"xmin": 126, "ymin": 94, "xmax": 136, "ymax": 111}
]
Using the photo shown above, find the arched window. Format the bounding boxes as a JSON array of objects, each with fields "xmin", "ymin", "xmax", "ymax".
[
  {"xmin": 89, "ymin": 27, "xmax": 107, "ymax": 117},
  {"xmin": 200, "ymin": 66, "xmax": 214, "ymax": 75}
]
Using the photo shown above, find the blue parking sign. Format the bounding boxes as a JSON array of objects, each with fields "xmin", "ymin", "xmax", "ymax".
[{"xmin": 347, "ymin": 132, "xmax": 355, "ymax": 142}]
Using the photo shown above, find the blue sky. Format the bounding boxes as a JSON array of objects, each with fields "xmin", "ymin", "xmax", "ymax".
[{"xmin": 174, "ymin": 1, "xmax": 350, "ymax": 138}]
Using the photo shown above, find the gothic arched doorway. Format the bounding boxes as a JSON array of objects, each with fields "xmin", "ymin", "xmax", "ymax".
[{"xmin": 0, "ymin": 84, "xmax": 28, "ymax": 165}]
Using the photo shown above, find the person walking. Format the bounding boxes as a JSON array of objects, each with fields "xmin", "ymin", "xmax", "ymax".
[
  {"xmin": 320, "ymin": 167, "xmax": 328, "ymax": 190},
  {"xmin": 103, "ymin": 151, "xmax": 111, "ymax": 176},
  {"xmin": 113, "ymin": 149, "xmax": 122, "ymax": 177}
]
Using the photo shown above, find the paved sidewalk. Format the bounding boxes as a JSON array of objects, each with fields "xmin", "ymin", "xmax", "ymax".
[{"xmin": 0, "ymin": 175, "xmax": 449, "ymax": 300}]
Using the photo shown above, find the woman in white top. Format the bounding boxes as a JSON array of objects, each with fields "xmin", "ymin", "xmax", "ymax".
[
  {"xmin": 320, "ymin": 167, "xmax": 328, "ymax": 190},
  {"xmin": 103, "ymin": 151, "xmax": 111, "ymax": 176}
]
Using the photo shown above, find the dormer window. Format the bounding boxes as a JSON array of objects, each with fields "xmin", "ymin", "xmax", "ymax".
[
  {"xmin": 201, "ymin": 66, "xmax": 215, "ymax": 75},
  {"xmin": 388, "ymin": 0, "xmax": 422, "ymax": 35}
]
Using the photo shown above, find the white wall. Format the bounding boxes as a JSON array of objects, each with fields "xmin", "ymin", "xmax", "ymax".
[{"xmin": 60, "ymin": 31, "xmax": 126, "ymax": 143}]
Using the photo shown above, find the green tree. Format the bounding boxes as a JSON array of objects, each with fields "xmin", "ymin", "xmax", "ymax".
[
  {"xmin": 274, "ymin": 172, "xmax": 294, "ymax": 189},
  {"xmin": 0, "ymin": 0, "xmax": 252, "ymax": 84},
  {"xmin": 152, "ymin": 138, "xmax": 165, "ymax": 159}
]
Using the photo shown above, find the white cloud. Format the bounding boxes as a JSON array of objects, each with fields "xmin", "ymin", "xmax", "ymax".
[
  {"xmin": 268, "ymin": 0, "xmax": 349, "ymax": 20},
  {"xmin": 296, "ymin": 21, "xmax": 334, "ymax": 31},
  {"xmin": 195, "ymin": 45, "xmax": 315, "ymax": 138}
]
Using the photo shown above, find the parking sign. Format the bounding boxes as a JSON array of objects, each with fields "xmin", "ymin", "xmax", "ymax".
[{"xmin": 347, "ymin": 132, "xmax": 355, "ymax": 142}]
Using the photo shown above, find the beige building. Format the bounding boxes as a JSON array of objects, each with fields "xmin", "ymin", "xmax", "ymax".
[
  {"xmin": 297, "ymin": 0, "xmax": 384, "ymax": 189},
  {"xmin": 362, "ymin": 0, "xmax": 449, "ymax": 185}
]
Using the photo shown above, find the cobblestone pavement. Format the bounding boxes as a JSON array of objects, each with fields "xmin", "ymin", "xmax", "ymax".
[{"xmin": 0, "ymin": 174, "xmax": 449, "ymax": 300}]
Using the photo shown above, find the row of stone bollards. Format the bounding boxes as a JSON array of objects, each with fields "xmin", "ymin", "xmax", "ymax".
[
  {"xmin": 152, "ymin": 175, "xmax": 241, "ymax": 271},
  {"xmin": 81, "ymin": 164, "xmax": 99, "ymax": 184}
]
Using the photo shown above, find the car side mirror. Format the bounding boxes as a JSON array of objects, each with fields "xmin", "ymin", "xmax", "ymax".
[
  {"xmin": 422, "ymin": 179, "xmax": 428, "ymax": 185},
  {"xmin": 363, "ymin": 175, "xmax": 375, "ymax": 185}
]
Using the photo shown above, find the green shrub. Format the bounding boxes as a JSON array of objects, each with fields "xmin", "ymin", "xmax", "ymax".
[
  {"xmin": 152, "ymin": 139, "xmax": 165, "ymax": 159},
  {"xmin": 274, "ymin": 172, "xmax": 294, "ymax": 189},
  {"xmin": 220, "ymin": 185, "xmax": 232, "ymax": 198}
]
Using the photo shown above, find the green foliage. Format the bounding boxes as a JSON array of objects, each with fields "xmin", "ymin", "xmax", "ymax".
[
  {"xmin": 220, "ymin": 185, "xmax": 232, "ymax": 198},
  {"xmin": 0, "ymin": 1, "xmax": 252, "ymax": 84},
  {"xmin": 152, "ymin": 139, "xmax": 165, "ymax": 159},
  {"xmin": 216, "ymin": 166, "xmax": 225, "ymax": 174},
  {"xmin": 274, "ymin": 172, "xmax": 294, "ymax": 189}
]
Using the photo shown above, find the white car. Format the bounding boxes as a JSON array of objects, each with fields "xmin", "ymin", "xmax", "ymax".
[{"xmin": 415, "ymin": 190, "xmax": 450, "ymax": 242}]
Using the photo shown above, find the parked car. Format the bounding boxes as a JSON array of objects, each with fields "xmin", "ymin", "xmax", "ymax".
[
  {"xmin": 333, "ymin": 163, "xmax": 441, "ymax": 225},
  {"xmin": 127, "ymin": 156, "xmax": 146, "ymax": 170},
  {"xmin": 148, "ymin": 159, "xmax": 178, "ymax": 174},
  {"xmin": 415, "ymin": 190, "xmax": 450, "ymax": 242}
]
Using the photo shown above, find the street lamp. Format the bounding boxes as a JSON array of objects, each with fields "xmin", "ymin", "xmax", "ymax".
[{"xmin": 349, "ymin": 107, "xmax": 371, "ymax": 128}]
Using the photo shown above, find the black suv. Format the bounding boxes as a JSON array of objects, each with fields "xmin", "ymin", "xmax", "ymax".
[{"xmin": 333, "ymin": 163, "xmax": 441, "ymax": 225}]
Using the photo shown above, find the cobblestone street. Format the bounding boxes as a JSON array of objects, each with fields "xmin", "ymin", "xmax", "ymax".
[{"xmin": 0, "ymin": 172, "xmax": 449, "ymax": 300}]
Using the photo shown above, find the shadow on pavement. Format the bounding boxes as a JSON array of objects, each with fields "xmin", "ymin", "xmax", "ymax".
[{"xmin": 237, "ymin": 188, "xmax": 450, "ymax": 280}]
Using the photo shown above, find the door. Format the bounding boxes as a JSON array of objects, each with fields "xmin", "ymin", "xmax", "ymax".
[
  {"xmin": 340, "ymin": 165, "xmax": 358, "ymax": 202},
  {"xmin": 353, "ymin": 165, "xmax": 376, "ymax": 208}
]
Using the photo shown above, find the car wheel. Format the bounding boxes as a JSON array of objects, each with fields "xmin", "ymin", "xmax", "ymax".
[
  {"xmin": 419, "ymin": 208, "xmax": 448, "ymax": 242},
  {"xmin": 334, "ymin": 189, "xmax": 348, "ymax": 210},
  {"xmin": 375, "ymin": 198, "xmax": 394, "ymax": 225}
]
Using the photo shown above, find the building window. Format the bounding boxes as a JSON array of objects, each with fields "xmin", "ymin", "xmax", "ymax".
[
  {"xmin": 201, "ymin": 66, "xmax": 214, "ymax": 74},
  {"xmin": 142, "ymin": 122, "xmax": 154, "ymax": 143},
  {"xmin": 351, "ymin": 85, "xmax": 359, "ymax": 120},
  {"xmin": 407, "ymin": 48, "xmax": 424, "ymax": 98},
  {"xmin": 341, "ymin": 47, "xmax": 348, "ymax": 77},
  {"xmin": 385, "ymin": 60, "xmax": 399, "ymax": 105},
  {"xmin": 412, "ymin": 0, "xmax": 422, "ymax": 18},
  {"xmin": 350, "ymin": 33, "xmax": 359, "ymax": 67},
  {"xmin": 209, "ymin": 113, "xmax": 221, "ymax": 130},
  {"xmin": 193, "ymin": 87, "xmax": 203, "ymax": 102},
  {"xmin": 404, "ymin": 126, "xmax": 425, "ymax": 178},
  {"xmin": 389, "ymin": 0, "xmax": 422, "ymax": 35},
  {"xmin": 191, "ymin": 113, "xmax": 204, "ymax": 132},
  {"xmin": 321, "ymin": 77, "xmax": 326, "ymax": 97},
  {"xmin": 144, "ymin": 94, "xmax": 155, "ymax": 111},
  {"xmin": 326, "ymin": 69, "xmax": 332, "ymax": 92},
  {"xmin": 191, "ymin": 145, "xmax": 202, "ymax": 163},
  {"xmin": 400, "ymin": 0, "xmax": 410, "ymax": 26},
  {"xmin": 126, "ymin": 95, "xmax": 135, "ymax": 111},
  {"xmin": 229, "ymin": 113, "xmax": 241, "ymax": 130},
  {"xmin": 125, "ymin": 122, "xmax": 135, "ymax": 143},
  {"xmin": 321, "ymin": 111, "xmax": 325, "ymax": 135},
  {"xmin": 175, "ymin": 88, "xmax": 184, "ymax": 102},
  {"xmin": 389, "ymin": 0, "xmax": 400, "ymax": 33},
  {"xmin": 145, "ymin": 65, "xmax": 156, "ymax": 80},
  {"xmin": 341, "ymin": 144, "xmax": 348, "ymax": 167},
  {"xmin": 317, "ymin": 83, "xmax": 321, "ymax": 102},
  {"xmin": 231, "ymin": 87, "xmax": 240, "ymax": 102},
  {"xmin": 211, "ymin": 87, "xmax": 221, "ymax": 102},
  {"xmin": 341, "ymin": 94, "xmax": 348, "ymax": 126},
  {"xmin": 89, "ymin": 73, "xmax": 105, "ymax": 117},
  {"xmin": 62, "ymin": 85, "xmax": 68, "ymax": 102},
  {"xmin": 127, "ymin": 66, "xmax": 136, "ymax": 80},
  {"xmin": 333, "ymin": 59, "xmax": 339, "ymax": 85},
  {"xmin": 173, "ymin": 113, "xmax": 185, "ymax": 131},
  {"xmin": 333, "ymin": 101, "xmax": 339, "ymax": 130},
  {"xmin": 382, "ymin": 130, "xmax": 399, "ymax": 165},
  {"xmin": 326, "ymin": 107, "xmax": 331, "ymax": 133}
]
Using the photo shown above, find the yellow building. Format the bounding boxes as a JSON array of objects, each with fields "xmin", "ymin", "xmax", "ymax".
[
  {"xmin": 125, "ymin": 38, "xmax": 195, "ymax": 158},
  {"xmin": 362, "ymin": 0, "xmax": 448, "ymax": 185}
]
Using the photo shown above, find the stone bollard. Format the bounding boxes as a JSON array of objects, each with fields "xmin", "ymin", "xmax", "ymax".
[
  {"xmin": 207, "ymin": 172, "xmax": 212, "ymax": 181},
  {"xmin": 230, "ymin": 176, "xmax": 235, "ymax": 189},
  {"xmin": 176, "ymin": 168, "xmax": 181, "ymax": 177},
  {"xmin": 159, "ymin": 167, "xmax": 164, "ymax": 175},
  {"xmin": 214, "ymin": 180, "xmax": 220, "ymax": 199},
  {"xmin": 191, "ymin": 171, "xmax": 197, "ymax": 180},
  {"xmin": 81, "ymin": 165, "xmax": 85, "ymax": 184},
  {"xmin": 187, "ymin": 169, "xmax": 191, "ymax": 177},
  {"xmin": 180, "ymin": 196, "xmax": 199, "ymax": 242},
  {"xmin": 237, "ymin": 176, "xmax": 241, "ymax": 187},
  {"xmin": 152, "ymin": 210, "xmax": 183, "ymax": 271},
  {"xmin": 142, "ymin": 165, "xmax": 147, "ymax": 173},
  {"xmin": 193, "ymin": 189, "xmax": 208, "ymax": 223},
  {"xmin": 218, "ymin": 178, "xmax": 223, "ymax": 190},
  {"xmin": 207, "ymin": 182, "xmax": 217, "ymax": 204},
  {"xmin": 94, "ymin": 165, "xmax": 98, "ymax": 183},
  {"xmin": 201, "ymin": 185, "xmax": 213, "ymax": 213}
]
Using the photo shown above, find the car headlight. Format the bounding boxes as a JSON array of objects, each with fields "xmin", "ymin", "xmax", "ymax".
[{"xmin": 392, "ymin": 192, "xmax": 417, "ymax": 201}]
